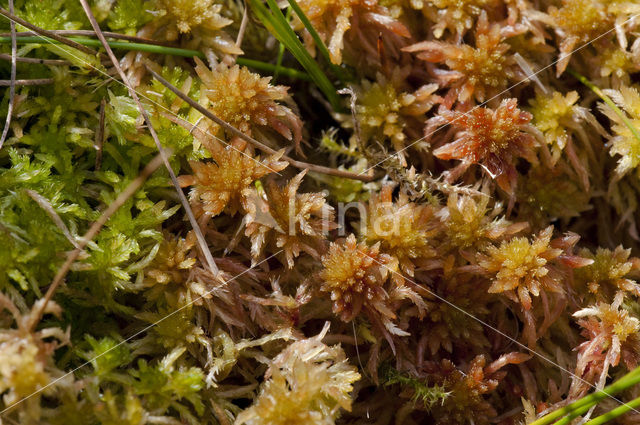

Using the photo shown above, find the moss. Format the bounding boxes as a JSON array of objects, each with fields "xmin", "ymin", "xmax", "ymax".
[{"xmin": 3, "ymin": 0, "xmax": 640, "ymax": 424}]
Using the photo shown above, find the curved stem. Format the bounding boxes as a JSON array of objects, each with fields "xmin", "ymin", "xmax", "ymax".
[
  {"xmin": 28, "ymin": 153, "xmax": 165, "ymax": 332},
  {"xmin": 145, "ymin": 64, "xmax": 374, "ymax": 182},
  {"xmin": 0, "ymin": 29, "xmax": 176, "ymax": 46},
  {"xmin": 78, "ymin": 0, "xmax": 221, "ymax": 281},
  {"xmin": 0, "ymin": 78, "xmax": 53, "ymax": 86},
  {"xmin": 0, "ymin": 0, "xmax": 15, "ymax": 151}
]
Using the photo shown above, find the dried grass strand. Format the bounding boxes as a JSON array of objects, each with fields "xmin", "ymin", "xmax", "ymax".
[
  {"xmin": 0, "ymin": 52, "xmax": 69, "ymax": 65},
  {"xmin": 79, "ymin": 0, "xmax": 221, "ymax": 280},
  {"xmin": 144, "ymin": 65, "xmax": 375, "ymax": 182},
  {"xmin": 0, "ymin": 30, "xmax": 175, "ymax": 46},
  {"xmin": 359, "ymin": 12, "xmax": 640, "ymax": 176},
  {"xmin": 95, "ymin": 98, "xmax": 106, "ymax": 171},
  {"xmin": 0, "ymin": 7, "xmax": 98, "ymax": 56},
  {"xmin": 0, "ymin": 16, "xmax": 287, "ymax": 178},
  {"xmin": 25, "ymin": 189, "xmax": 81, "ymax": 249},
  {"xmin": 235, "ymin": 1, "xmax": 250, "ymax": 50},
  {"xmin": 0, "ymin": 0, "xmax": 15, "ymax": 151},
  {"xmin": 0, "ymin": 78, "xmax": 53, "ymax": 86},
  {"xmin": 360, "ymin": 248, "xmax": 640, "ymax": 416}
]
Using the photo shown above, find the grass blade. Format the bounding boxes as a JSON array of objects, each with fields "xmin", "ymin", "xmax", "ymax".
[
  {"xmin": 0, "ymin": 36, "xmax": 310, "ymax": 80},
  {"xmin": 248, "ymin": 0, "xmax": 343, "ymax": 110},
  {"xmin": 286, "ymin": 0, "xmax": 350, "ymax": 82},
  {"xmin": 567, "ymin": 68, "xmax": 640, "ymax": 145},
  {"xmin": 273, "ymin": 6, "xmax": 291, "ymax": 82},
  {"xmin": 529, "ymin": 366, "xmax": 640, "ymax": 425},
  {"xmin": 285, "ymin": 0, "xmax": 331, "ymax": 65},
  {"xmin": 583, "ymin": 396, "xmax": 640, "ymax": 425}
]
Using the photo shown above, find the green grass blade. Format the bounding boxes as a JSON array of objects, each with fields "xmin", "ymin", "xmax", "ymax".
[
  {"xmin": 273, "ymin": 7, "xmax": 292, "ymax": 82},
  {"xmin": 248, "ymin": 0, "xmax": 343, "ymax": 110},
  {"xmin": 551, "ymin": 404, "xmax": 591, "ymax": 425},
  {"xmin": 583, "ymin": 396, "xmax": 640, "ymax": 425},
  {"xmin": 567, "ymin": 68, "xmax": 640, "ymax": 145},
  {"xmin": 236, "ymin": 57, "xmax": 310, "ymax": 81},
  {"xmin": 529, "ymin": 366, "xmax": 640, "ymax": 425},
  {"xmin": 0, "ymin": 36, "xmax": 204, "ymax": 57},
  {"xmin": 285, "ymin": 0, "xmax": 331, "ymax": 65},
  {"xmin": 0, "ymin": 36, "xmax": 310, "ymax": 80},
  {"xmin": 274, "ymin": 40, "xmax": 286, "ymax": 82},
  {"xmin": 286, "ymin": 0, "xmax": 350, "ymax": 83}
]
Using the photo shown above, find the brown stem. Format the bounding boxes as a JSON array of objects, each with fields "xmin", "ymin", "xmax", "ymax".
[
  {"xmin": 144, "ymin": 65, "xmax": 376, "ymax": 183},
  {"xmin": 79, "ymin": 0, "xmax": 221, "ymax": 279},
  {"xmin": 0, "ymin": 0, "xmax": 15, "ymax": 151},
  {"xmin": 26, "ymin": 190, "xmax": 81, "ymax": 249},
  {"xmin": 95, "ymin": 99, "xmax": 106, "ymax": 171},
  {"xmin": 0, "ymin": 7, "xmax": 99, "ymax": 56},
  {"xmin": 28, "ymin": 153, "xmax": 165, "ymax": 332},
  {"xmin": 0, "ymin": 78, "xmax": 54, "ymax": 86},
  {"xmin": 235, "ymin": 1, "xmax": 250, "ymax": 50},
  {"xmin": 0, "ymin": 30, "xmax": 175, "ymax": 46},
  {"xmin": 0, "ymin": 53, "xmax": 113, "ymax": 66},
  {"xmin": 0, "ymin": 52, "xmax": 69, "ymax": 65}
]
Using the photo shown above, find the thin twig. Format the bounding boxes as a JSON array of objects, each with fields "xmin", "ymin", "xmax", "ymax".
[
  {"xmin": 6, "ymin": 250, "xmax": 280, "ymax": 416},
  {"xmin": 95, "ymin": 99, "xmax": 106, "ymax": 171},
  {"xmin": 25, "ymin": 190, "xmax": 81, "ymax": 249},
  {"xmin": 0, "ymin": 78, "xmax": 54, "ymax": 86},
  {"xmin": 0, "ymin": 30, "xmax": 175, "ymax": 46},
  {"xmin": 79, "ymin": 0, "xmax": 221, "ymax": 279},
  {"xmin": 144, "ymin": 64, "xmax": 376, "ymax": 182},
  {"xmin": 0, "ymin": 52, "xmax": 112, "ymax": 66},
  {"xmin": 235, "ymin": 0, "xmax": 250, "ymax": 50},
  {"xmin": 0, "ymin": 7, "xmax": 98, "ymax": 56},
  {"xmin": 28, "ymin": 153, "xmax": 165, "ymax": 331},
  {"xmin": 0, "ymin": 0, "xmax": 15, "ymax": 151},
  {"xmin": 0, "ymin": 52, "xmax": 69, "ymax": 65}
]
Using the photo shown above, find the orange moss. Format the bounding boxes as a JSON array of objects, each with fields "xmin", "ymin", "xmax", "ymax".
[
  {"xmin": 194, "ymin": 58, "xmax": 303, "ymax": 146},
  {"xmin": 432, "ymin": 99, "xmax": 537, "ymax": 193},
  {"xmin": 178, "ymin": 139, "xmax": 287, "ymax": 218},
  {"xmin": 477, "ymin": 226, "xmax": 564, "ymax": 310},
  {"xmin": 362, "ymin": 186, "xmax": 440, "ymax": 276},
  {"xmin": 404, "ymin": 12, "xmax": 522, "ymax": 105}
]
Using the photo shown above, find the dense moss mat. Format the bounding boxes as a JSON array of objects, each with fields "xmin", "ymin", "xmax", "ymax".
[{"xmin": 2, "ymin": 0, "xmax": 640, "ymax": 424}]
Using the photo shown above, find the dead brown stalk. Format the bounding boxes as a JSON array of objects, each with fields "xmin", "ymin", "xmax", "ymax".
[
  {"xmin": 144, "ymin": 65, "xmax": 376, "ymax": 183},
  {"xmin": 0, "ymin": 0, "xmax": 15, "ymax": 151},
  {"xmin": 0, "ymin": 78, "xmax": 54, "ymax": 86},
  {"xmin": 0, "ymin": 53, "xmax": 69, "ymax": 65},
  {"xmin": 0, "ymin": 7, "xmax": 99, "ymax": 56},
  {"xmin": 79, "ymin": 0, "xmax": 221, "ymax": 280},
  {"xmin": 95, "ymin": 99, "xmax": 106, "ymax": 171},
  {"xmin": 0, "ymin": 30, "xmax": 175, "ymax": 46}
]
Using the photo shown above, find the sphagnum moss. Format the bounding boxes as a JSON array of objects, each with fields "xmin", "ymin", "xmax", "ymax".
[{"xmin": 3, "ymin": 0, "xmax": 640, "ymax": 424}]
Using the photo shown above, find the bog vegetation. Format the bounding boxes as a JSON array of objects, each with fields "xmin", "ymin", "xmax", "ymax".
[{"xmin": 1, "ymin": 0, "xmax": 640, "ymax": 424}]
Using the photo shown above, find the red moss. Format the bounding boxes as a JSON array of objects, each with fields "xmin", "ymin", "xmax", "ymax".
[{"xmin": 431, "ymin": 99, "xmax": 538, "ymax": 193}]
